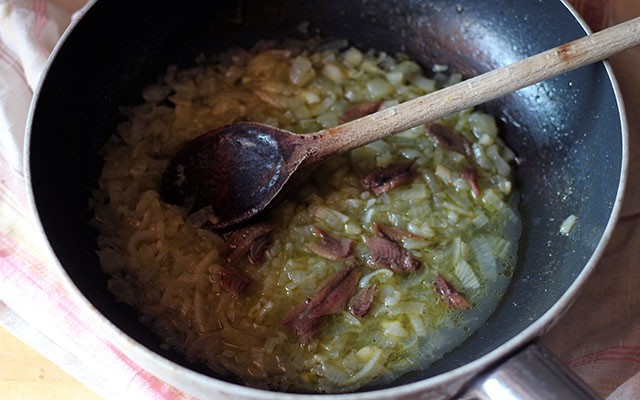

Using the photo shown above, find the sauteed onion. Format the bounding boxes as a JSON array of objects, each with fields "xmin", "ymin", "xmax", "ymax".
[{"xmin": 91, "ymin": 39, "xmax": 521, "ymax": 393}]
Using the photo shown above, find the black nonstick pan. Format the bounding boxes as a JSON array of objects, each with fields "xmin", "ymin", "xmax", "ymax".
[{"xmin": 26, "ymin": 0, "xmax": 626, "ymax": 398}]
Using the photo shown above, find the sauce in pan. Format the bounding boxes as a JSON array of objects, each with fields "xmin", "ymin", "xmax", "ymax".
[{"xmin": 91, "ymin": 39, "xmax": 521, "ymax": 393}]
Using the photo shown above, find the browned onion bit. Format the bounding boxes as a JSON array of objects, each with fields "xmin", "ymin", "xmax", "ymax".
[
  {"xmin": 215, "ymin": 222, "xmax": 277, "ymax": 298},
  {"xmin": 373, "ymin": 222, "xmax": 429, "ymax": 243},
  {"xmin": 364, "ymin": 235, "xmax": 421, "ymax": 274},
  {"xmin": 425, "ymin": 122, "xmax": 472, "ymax": 156},
  {"xmin": 460, "ymin": 166, "xmax": 482, "ymax": 196},
  {"xmin": 219, "ymin": 267, "xmax": 252, "ymax": 299},
  {"xmin": 433, "ymin": 273, "xmax": 470, "ymax": 310},
  {"xmin": 248, "ymin": 234, "xmax": 272, "ymax": 265},
  {"xmin": 348, "ymin": 284, "xmax": 377, "ymax": 318},
  {"xmin": 282, "ymin": 263, "xmax": 362, "ymax": 344},
  {"xmin": 218, "ymin": 221, "xmax": 278, "ymax": 268},
  {"xmin": 307, "ymin": 226, "xmax": 354, "ymax": 261},
  {"xmin": 361, "ymin": 161, "xmax": 418, "ymax": 195}
]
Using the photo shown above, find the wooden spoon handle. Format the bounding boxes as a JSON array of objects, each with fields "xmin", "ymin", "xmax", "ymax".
[{"xmin": 308, "ymin": 16, "xmax": 640, "ymax": 161}]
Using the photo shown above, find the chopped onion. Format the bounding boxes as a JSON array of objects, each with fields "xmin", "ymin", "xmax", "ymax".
[
  {"xmin": 322, "ymin": 62, "xmax": 345, "ymax": 83},
  {"xmin": 486, "ymin": 144, "xmax": 511, "ymax": 176},
  {"xmin": 367, "ymin": 77, "xmax": 394, "ymax": 99},
  {"xmin": 359, "ymin": 269, "xmax": 394, "ymax": 288},
  {"xmin": 408, "ymin": 314, "xmax": 427, "ymax": 337},
  {"xmin": 382, "ymin": 321, "xmax": 408, "ymax": 337},
  {"xmin": 432, "ymin": 64, "xmax": 448, "ymax": 73},
  {"xmin": 435, "ymin": 164, "xmax": 453, "ymax": 183},
  {"xmin": 290, "ymin": 56, "xmax": 315, "ymax": 86},
  {"xmin": 386, "ymin": 71, "xmax": 404, "ymax": 86},
  {"xmin": 345, "ymin": 346, "xmax": 383, "ymax": 384},
  {"xmin": 392, "ymin": 301, "xmax": 425, "ymax": 315},
  {"xmin": 473, "ymin": 213, "xmax": 490, "ymax": 228},
  {"xmin": 317, "ymin": 362, "xmax": 350, "ymax": 384},
  {"xmin": 560, "ymin": 215, "xmax": 578, "ymax": 236},
  {"xmin": 482, "ymin": 189, "xmax": 505, "ymax": 211},
  {"xmin": 411, "ymin": 76, "xmax": 436, "ymax": 92},
  {"xmin": 470, "ymin": 237, "xmax": 498, "ymax": 279},
  {"xmin": 455, "ymin": 259, "xmax": 480, "ymax": 290},
  {"xmin": 469, "ymin": 112, "xmax": 498, "ymax": 139},
  {"xmin": 342, "ymin": 47, "xmax": 364, "ymax": 67}
]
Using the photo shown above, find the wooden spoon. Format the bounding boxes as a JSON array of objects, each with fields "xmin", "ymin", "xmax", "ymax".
[{"xmin": 162, "ymin": 16, "xmax": 640, "ymax": 230}]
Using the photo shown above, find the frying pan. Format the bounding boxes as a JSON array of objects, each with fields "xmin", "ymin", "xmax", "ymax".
[{"xmin": 25, "ymin": 0, "xmax": 627, "ymax": 398}]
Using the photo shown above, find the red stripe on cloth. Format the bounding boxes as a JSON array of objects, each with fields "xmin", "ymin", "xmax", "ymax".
[
  {"xmin": 569, "ymin": 346, "xmax": 640, "ymax": 368},
  {"xmin": 33, "ymin": 0, "xmax": 48, "ymax": 33},
  {"xmin": 0, "ymin": 229, "xmax": 194, "ymax": 399},
  {"xmin": 32, "ymin": 0, "xmax": 46, "ymax": 37},
  {"xmin": 105, "ymin": 342, "xmax": 197, "ymax": 400},
  {"xmin": 586, "ymin": 356, "xmax": 640, "ymax": 364},
  {"xmin": 31, "ymin": 0, "xmax": 50, "ymax": 56},
  {"xmin": 0, "ymin": 40, "xmax": 21, "ymax": 72},
  {"xmin": 0, "ymin": 40, "xmax": 29, "ymax": 87}
]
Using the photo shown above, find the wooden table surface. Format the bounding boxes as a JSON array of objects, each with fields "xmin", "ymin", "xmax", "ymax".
[{"xmin": 0, "ymin": 326, "xmax": 101, "ymax": 400}]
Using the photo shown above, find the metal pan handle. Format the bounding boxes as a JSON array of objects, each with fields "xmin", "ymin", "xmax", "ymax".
[{"xmin": 459, "ymin": 342, "xmax": 602, "ymax": 400}]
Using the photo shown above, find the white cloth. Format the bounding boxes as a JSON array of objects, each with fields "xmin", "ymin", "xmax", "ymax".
[{"xmin": 0, "ymin": 0, "xmax": 70, "ymax": 171}]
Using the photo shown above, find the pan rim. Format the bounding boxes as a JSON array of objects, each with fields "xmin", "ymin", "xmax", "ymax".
[{"xmin": 23, "ymin": 0, "xmax": 629, "ymax": 398}]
